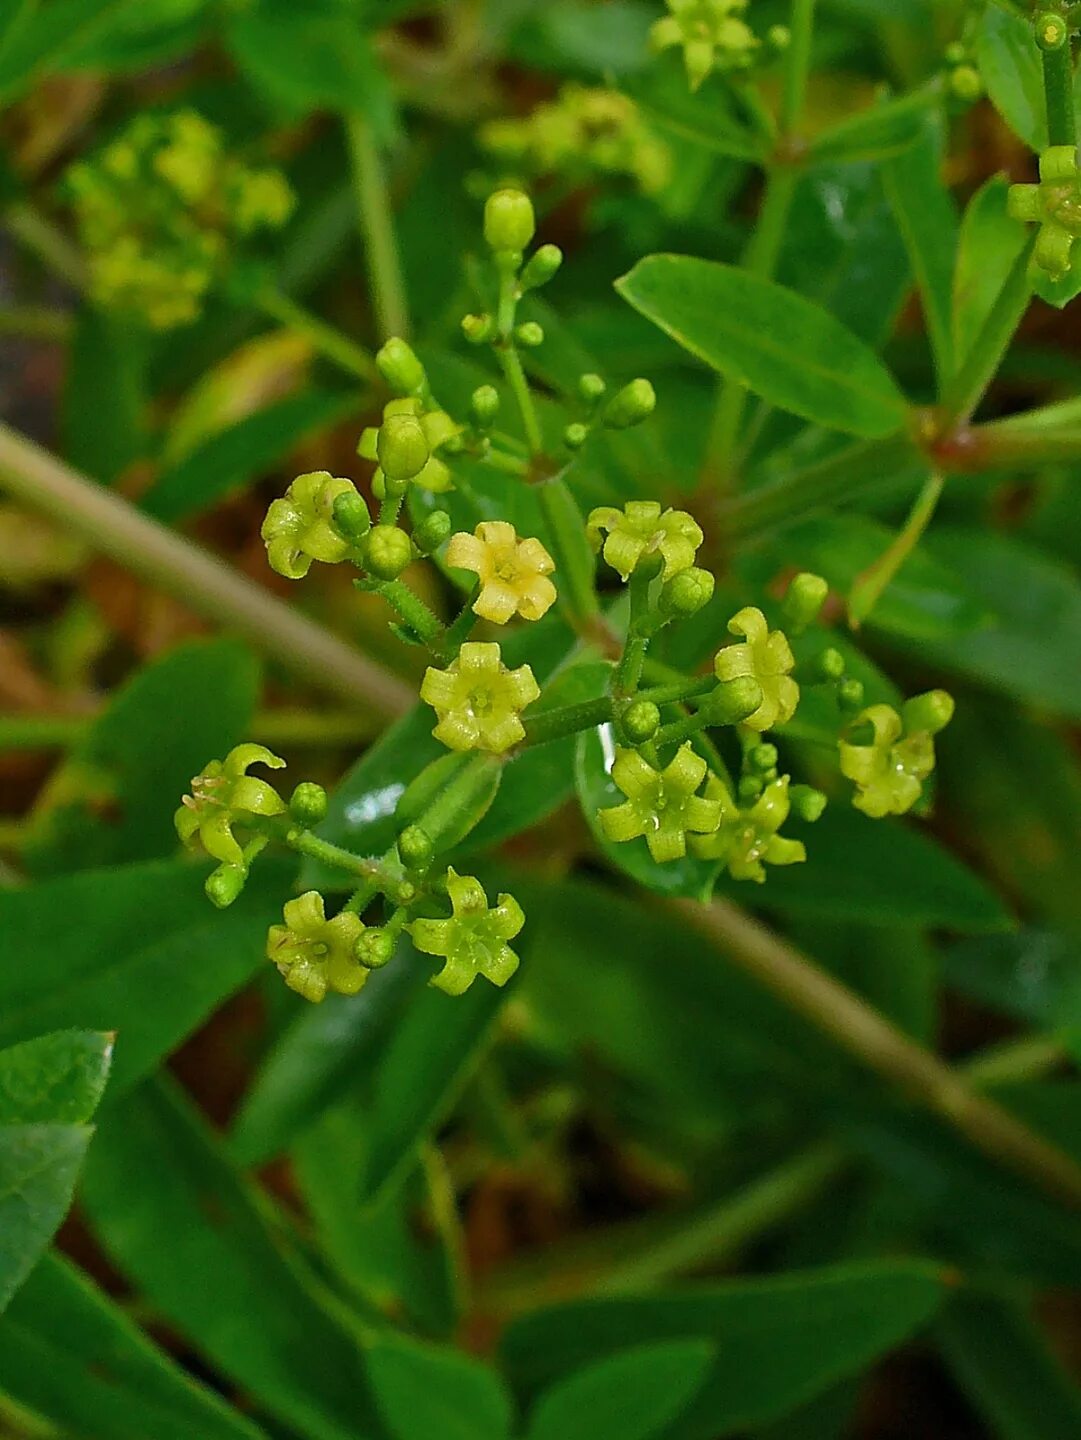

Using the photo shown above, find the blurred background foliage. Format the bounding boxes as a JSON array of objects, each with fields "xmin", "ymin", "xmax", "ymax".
[{"xmin": 3, "ymin": 0, "xmax": 1081, "ymax": 1437}]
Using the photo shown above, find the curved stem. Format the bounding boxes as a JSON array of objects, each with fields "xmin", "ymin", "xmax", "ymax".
[
  {"xmin": 343, "ymin": 113, "xmax": 410, "ymax": 342},
  {"xmin": 256, "ymin": 287, "xmax": 379, "ymax": 384}
]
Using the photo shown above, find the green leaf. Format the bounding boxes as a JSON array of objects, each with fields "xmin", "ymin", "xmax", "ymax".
[
  {"xmin": 944, "ymin": 929, "xmax": 1081, "ymax": 1044},
  {"xmin": 82, "ymin": 1077, "xmax": 389, "ymax": 1440},
  {"xmin": 0, "ymin": 1250, "xmax": 268, "ymax": 1440},
  {"xmin": 808, "ymin": 88, "xmax": 936, "ymax": 166},
  {"xmin": 0, "ymin": 857, "xmax": 292, "ymax": 1093},
  {"xmin": 24, "ymin": 639, "xmax": 259, "ymax": 877},
  {"xmin": 368, "ymin": 1335, "xmax": 513, "ymax": 1440},
  {"xmin": 359, "ymin": 962, "xmax": 512, "ymax": 1206},
  {"xmin": 975, "ymin": 7, "xmax": 1047, "ymax": 151},
  {"xmin": 0, "ymin": 0, "xmax": 142, "ymax": 103},
  {"xmin": 881, "ymin": 118, "xmax": 958, "ymax": 389},
  {"xmin": 525, "ymin": 1341, "xmax": 714, "ymax": 1440},
  {"xmin": 0, "ymin": 1031, "xmax": 112, "ymax": 1313},
  {"xmin": 501, "ymin": 1262, "xmax": 946, "ymax": 1437},
  {"xmin": 0, "ymin": 1029, "xmax": 112, "ymax": 1125},
  {"xmin": 616, "ymin": 255, "xmax": 908, "ymax": 438},
  {"xmin": 953, "ymin": 175, "xmax": 1030, "ymax": 367},
  {"xmin": 937, "ymin": 1292, "xmax": 1081, "ymax": 1440},
  {"xmin": 143, "ymin": 388, "xmax": 358, "ymax": 523},
  {"xmin": 621, "ymin": 55, "xmax": 768, "ymax": 162},
  {"xmin": 58, "ymin": 0, "xmax": 210, "ymax": 72},
  {"xmin": 63, "ymin": 309, "xmax": 147, "ymax": 484}
]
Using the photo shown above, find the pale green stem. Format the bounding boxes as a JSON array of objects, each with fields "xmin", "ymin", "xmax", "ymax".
[
  {"xmin": 848, "ymin": 471, "xmax": 944, "ymax": 626},
  {"xmin": 0, "ymin": 421, "xmax": 412, "ymax": 717},
  {"xmin": 256, "ymin": 287, "xmax": 379, "ymax": 384},
  {"xmin": 780, "ymin": 0, "xmax": 817, "ymax": 134},
  {"xmin": 498, "ymin": 344, "xmax": 544, "ymax": 457},
  {"xmin": 0, "ymin": 708, "xmax": 379, "ymax": 751},
  {"xmin": 5, "ymin": 202, "xmax": 86, "ymax": 288},
  {"xmin": 343, "ymin": 113, "xmax": 410, "ymax": 341}
]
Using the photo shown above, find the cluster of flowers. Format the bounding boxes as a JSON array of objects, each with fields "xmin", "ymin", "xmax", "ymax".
[
  {"xmin": 66, "ymin": 110, "xmax": 294, "ymax": 328},
  {"xmin": 650, "ymin": 0, "xmax": 791, "ymax": 92}
]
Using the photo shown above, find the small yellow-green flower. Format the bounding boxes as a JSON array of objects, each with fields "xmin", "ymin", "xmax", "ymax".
[
  {"xmin": 261, "ymin": 471, "xmax": 359, "ymax": 579},
  {"xmin": 587, "ymin": 501, "xmax": 703, "ymax": 582},
  {"xmin": 598, "ymin": 742, "xmax": 722, "ymax": 863},
  {"xmin": 410, "ymin": 868, "xmax": 524, "ymax": 995},
  {"xmin": 175, "ymin": 744, "xmax": 286, "ymax": 867},
  {"xmin": 650, "ymin": 0, "xmax": 759, "ymax": 91},
  {"xmin": 420, "ymin": 642, "xmax": 540, "ymax": 753},
  {"xmin": 689, "ymin": 774, "xmax": 806, "ymax": 882},
  {"xmin": 839, "ymin": 694, "xmax": 953, "ymax": 818},
  {"xmin": 266, "ymin": 891, "xmax": 368, "ymax": 1004},
  {"xmin": 713, "ymin": 607, "xmax": 798, "ymax": 732},
  {"xmin": 1008, "ymin": 145, "xmax": 1081, "ymax": 280},
  {"xmin": 446, "ymin": 521, "xmax": 557, "ymax": 624}
]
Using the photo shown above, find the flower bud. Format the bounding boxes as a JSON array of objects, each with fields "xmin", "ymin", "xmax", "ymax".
[
  {"xmin": 377, "ymin": 412, "xmax": 430, "ymax": 482},
  {"xmin": 749, "ymin": 743, "xmax": 778, "ymax": 774},
  {"xmin": 659, "ymin": 566, "xmax": 715, "ymax": 617},
  {"xmin": 703, "ymin": 675, "xmax": 764, "ymax": 726},
  {"xmin": 1036, "ymin": 11, "xmax": 1068, "ymax": 50},
  {"xmin": 944, "ymin": 41, "xmax": 966, "ymax": 65},
  {"xmin": 462, "ymin": 313, "xmax": 494, "ymax": 344},
  {"xmin": 810, "ymin": 647, "xmax": 845, "ymax": 683},
  {"xmin": 398, "ymin": 824, "xmax": 435, "ymax": 871},
  {"xmin": 950, "ymin": 65, "xmax": 982, "ymax": 101},
  {"xmin": 520, "ymin": 243, "xmax": 563, "ymax": 291},
  {"xmin": 620, "ymin": 699, "xmax": 661, "ymax": 744},
  {"xmin": 484, "ymin": 188, "xmax": 536, "ymax": 253},
  {"xmin": 768, "ymin": 24, "xmax": 791, "ymax": 49},
  {"xmin": 470, "ymin": 384, "xmax": 500, "ymax": 429},
  {"xmin": 790, "ymin": 784, "xmax": 827, "ymax": 823},
  {"xmin": 603, "ymin": 378, "xmax": 656, "ymax": 429},
  {"xmin": 515, "ymin": 321, "xmax": 544, "ymax": 347},
  {"xmin": 578, "ymin": 373, "xmax": 607, "ymax": 406},
  {"xmin": 738, "ymin": 774, "xmax": 764, "ymax": 803},
  {"xmin": 365, "ymin": 525, "xmax": 413, "ymax": 581},
  {"xmin": 783, "ymin": 572, "xmax": 829, "ymax": 632},
  {"xmin": 206, "ymin": 863, "xmax": 247, "ymax": 909},
  {"xmin": 837, "ymin": 677, "xmax": 865, "ymax": 713},
  {"xmin": 376, "ymin": 337, "xmax": 428, "ymax": 397},
  {"xmin": 902, "ymin": 689, "xmax": 955, "ymax": 736},
  {"xmin": 564, "ymin": 422, "xmax": 589, "ymax": 450},
  {"xmin": 331, "ymin": 490, "xmax": 371, "ymax": 544},
  {"xmin": 356, "ymin": 929, "xmax": 395, "ymax": 969},
  {"xmin": 413, "ymin": 509, "xmax": 452, "ymax": 555},
  {"xmin": 289, "ymin": 781, "xmax": 328, "ymax": 827}
]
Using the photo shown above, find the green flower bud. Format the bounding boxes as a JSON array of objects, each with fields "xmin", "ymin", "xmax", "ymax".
[
  {"xmin": 837, "ymin": 677, "xmax": 865, "ymax": 713},
  {"xmin": 768, "ymin": 24, "xmax": 791, "ymax": 49},
  {"xmin": 603, "ymin": 378, "xmax": 656, "ymax": 429},
  {"xmin": 944, "ymin": 41, "xmax": 966, "ymax": 65},
  {"xmin": 484, "ymin": 188, "xmax": 535, "ymax": 253},
  {"xmin": 289, "ymin": 781, "xmax": 328, "ymax": 827},
  {"xmin": 811, "ymin": 647, "xmax": 845, "ymax": 683},
  {"xmin": 1036, "ymin": 11, "xmax": 1068, "ymax": 50},
  {"xmin": 703, "ymin": 675, "xmax": 764, "ymax": 727},
  {"xmin": 331, "ymin": 489, "xmax": 371, "ymax": 544},
  {"xmin": 578, "ymin": 373, "xmax": 607, "ymax": 406},
  {"xmin": 901, "ymin": 689, "xmax": 955, "ymax": 736},
  {"xmin": 749, "ymin": 743, "xmax": 778, "ymax": 774},
  {"xmin": 205, "ymin": 863, "xmax": 247, "ymax": 909},
  {"xmin": 376, "ymin": 337, "xmax": 428, "ymax": 397},
  {"xmin": 564, "ymin": 422, "xmax": 589, "ymax": 450},
  {"xmin": 950, "ymin": 64, "xmax": 982, "ymax": 101},
  {"xmin": 356, "ymin": 928, "xmax": 395, "ymax": 969},
  {"xmin": 520, "ymin": 243, "xmax": 564, "ymax": 291},
  {"xmin": 377, "ymin": 412, "xmax": 430, "ymax": 482},
  {"xmin": 620, "ymin": 699, "xmax": 661, "ymax": 744},
  {"xmin": 782, "ymin": 572, "xmax": 829, "ymax": 632},
  {"xmin": 659, "ymin": 566, "xmax": 715, "ymax": 617},
  {"xmin": 738, "ymin": 774, "xmax": 764, "ymax": 804},
  {"xmin": 470, "ymin": 384, "xmax": 500, "ymax": 428},
  {"xmin": 790, "ymin": 784, "xmax": 827, "ymax": 823},
  {"xmin": 515, "ymin": 321, "xmax": 544, "ymax": 347},
  {"xmin": 398, "ymin": 823, "xmax": 435, "ymax": 871},
  {"xmin": 365, "ymin": 525, "xmax": 413, "ymax": 581},
  {"xmin": 413, "ymin": 509, "xmax": 452, "ymax": 555},
  {"xmin": 462, "ymin": 313, "xmax": 494, "ymax": 344}
]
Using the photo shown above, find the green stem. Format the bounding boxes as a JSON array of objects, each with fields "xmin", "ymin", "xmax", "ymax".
[
  {"xmin": 286, "ymin": 828, "xmax": 413, "ymax": 900},
  {"xmin": 0, "ymin": 420, "xmax": 412, "ymax": 717},
  {"xmin": 1041, "ymin": 24, "xmax": 1077, "ymax": 147},
  {"xmin": 0, "ymin": 708, "xmax": 379, "ymax": 751},
  {"xmin": 936, "ymin": 235, "xmax": 1035, "ymax": 429},
  {"xmin": 638, "ymin": 675, "xmax": 716, "ymax": 707},
  {"xmin": 963, "ymin": 1033, "xmax": 1066, "ymax": 1088},
  {"xmin": 612, "ymin": 568, "xmax": 655, "ymax": 697},
  {"xmin": 377, "ymin": 578, "xmax": 446, "ymax": 651},
  {"xmin": 653, "ymin": 709, "xmax": 711, "ymax": 750},
  {"xmin": 537, "ymin": 476, "xmax": 601, "ymax": 626},
  {"xmin": 847, "ymin": 471, "xmax": 944, "ymax": 626},
  {"xmin": 498, "ymin": 344, "xmax": 544, "ymax": 457},
  {"xmin": 484, "ymin": 446, "xmax": 529, "ymax": 476},
  {"xmin": 780, "ymin": 0, "xmax": 817, "ymax": 135},
  {"xmin": 256, "ymin": 287, "xmax": 379, "ymax": 384},
  {"xmin": 522, "ymin": 696, "xmax": 614, "ymax": 748},
  {"xmin": 972, "ymin": 420, "xmax": 1081, "ymax": 465},
  {"xmin": 0, "ymin": 305, "xmax": 71, "ymax": 341},
  {"xmin": 343, "ymin": 113, "xmax": 410, "ymax": 342},
  {"xmin": 5, "ymin": 201, "xmax": 86, "ymax": 288}
]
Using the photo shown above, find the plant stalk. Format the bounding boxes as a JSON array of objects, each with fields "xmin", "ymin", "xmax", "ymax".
[{"xmin": 343, "ymin": 113, "xmax": 410, "ymax": 342}]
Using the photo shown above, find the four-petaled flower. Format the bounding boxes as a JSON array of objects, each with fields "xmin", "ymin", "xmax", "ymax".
[
  {"xmin": 420, "ymin": 642, "xmax": 540, "ymax": 753},
  {"xmin": 650, "ymin": 0, "xmax": 759, "ymax": 92},
  {"xmin": 446, "ymin": 521, "xmax": 557, "ymax": 624},
  {"xmin": 1008, "ymin": 146, "xmax": 1081, "ymax": 281},
  {"xmin": 598, "ymin": 742, "xmax": 722, "ymax": 863},
  {"xmin": 838, "ymin": 701, "xmax": 948, "ymax": 818},
  {"xmin": 175, "ymin": 744, "xmax": 286, "ymax": 867},
  {"xmin": 261, "ymin": 471, "xmax": 359, "ymax": 579},
  {"xmin": 689, "ymin": 775, "xmax": 806, "ymax": 882},
  {"xmin": 266, "ymin": 890, "xmax": 368, "ymax": 1004},
  {"xmin": 410, "ymin": 868, "xmax": 524, "ymax": 995},
  {"xmin": 714, "ymin": 607, "xmax": 798, "ymax": 732},
  {"xmin": 587, "ymin": 501, "xmax": 703, "ymax": 581}
]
